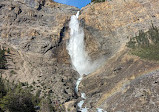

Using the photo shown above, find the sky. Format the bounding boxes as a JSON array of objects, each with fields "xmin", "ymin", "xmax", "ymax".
[{"xmin": 54, "ymin": 0, "xmax": 91, "ymax": 9}]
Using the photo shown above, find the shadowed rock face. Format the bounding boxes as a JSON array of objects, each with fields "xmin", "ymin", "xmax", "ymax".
[
  {"xmin": 100, "ymin": 70, "xmax": 159, "ymax": 111},
  {"xmin": 0, "ymin": 0, "xmax": 79, "ymax": 110}
]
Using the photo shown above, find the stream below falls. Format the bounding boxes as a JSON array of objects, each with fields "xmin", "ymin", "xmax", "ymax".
[{"xmin": 67, "ymin": 11, "xmax": 106, "ymax": 112}]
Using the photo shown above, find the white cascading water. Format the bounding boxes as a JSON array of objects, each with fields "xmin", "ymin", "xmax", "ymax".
[
  {"xmin": 67, "ymin": 11, "xmax": 93, "ymax": 76},
  {"xmin": 67, "ymin": 11, "xmax": 106, "ymax": 112}
]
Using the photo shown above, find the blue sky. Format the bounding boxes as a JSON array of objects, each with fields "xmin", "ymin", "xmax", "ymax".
[{"xmin": 54, "ymin": 0, "xmax": 91, "ymax": 9}]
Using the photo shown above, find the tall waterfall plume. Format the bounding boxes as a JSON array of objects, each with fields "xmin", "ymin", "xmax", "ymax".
[
  {"xmin": 67, "ymin": 11, "xmax": 105, "ymax": 112},
  {"xmin": 67, "ymin": 11, "xmax": 100, "ymax": 76}
]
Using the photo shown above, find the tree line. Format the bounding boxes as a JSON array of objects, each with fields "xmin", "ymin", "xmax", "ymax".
[
  {"xmin": 91, "ymin": 0, "xmax": 106, "ymax": 3},
  {"xmin": 127, "ymin": 24, "xmax": 159, "ymax": 49},
  {"xmin": 127, "ymin": 24, "xmax": 159, "ymax": 60}
]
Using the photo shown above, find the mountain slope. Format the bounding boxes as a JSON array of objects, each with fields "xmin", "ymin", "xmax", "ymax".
[
  {"xmin": 78, "ymin": 0, "xmax": 159, "ymax": 111},
  {"xmin": 1, "ymin": 0, "xmax": 159, "ymax": 111},
  {"xmin": 0, "ymin": 0, "xmax": 79, "ymax": 111}
]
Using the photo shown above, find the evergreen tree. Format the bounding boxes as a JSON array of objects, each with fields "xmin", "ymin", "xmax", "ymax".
[
  {"xmin": 91, "ymin": 0, "xmax": 106, "ymax": 3},
  {"xmin": 0, "ymin": 48, "xmax": 7, "ymax": 69}
]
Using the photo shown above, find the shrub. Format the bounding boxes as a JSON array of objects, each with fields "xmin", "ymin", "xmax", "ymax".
[
  {"xmin": 0, "ymin": 48, "xmax": 7, "ymax": 69},
  {"xmin": 127, "ymin": 24, "xmax": 159, "ymax": 60},
  {"xmin": 0, "ymin": 76, "xmax": 6, "ymax": 99},
  {"xmin": 1, "ymin": 92, "xmax": 36, "ymax": 112},
  {"xmin": 0, "ymin": 79, "xmax": 40, "ymax": 112}
]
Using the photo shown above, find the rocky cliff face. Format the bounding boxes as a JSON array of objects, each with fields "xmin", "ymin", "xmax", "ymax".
[
  {"xmin": 0, "ymin": 0, "xmax": 79, "ymax": 110},
  {"xmin": 80, "ymin": 0, "xmax": 159, "ymax": 60},
  {"xmin": 78, "ymin": 0, "xmax": 159, "ymax": 111},
  {"xmin": 1, "ymin": 0, "xmax": 159, "ymax": 111}
]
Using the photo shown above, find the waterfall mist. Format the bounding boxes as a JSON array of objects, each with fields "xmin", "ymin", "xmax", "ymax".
[
  {"xmin": 67, "ymin": 11, "xmax": 102, "ymax": 76},
  {"xmin": 67, "ymin": 11, "xmax": 105, "ymax": 112}
]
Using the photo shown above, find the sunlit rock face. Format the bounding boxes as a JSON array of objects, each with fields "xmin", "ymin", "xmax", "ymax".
[
  {"xmin": 77, "ymin": 0, "xmax": 159, "ymax": 111},
  {"xmin": 80, "ymin": 0, "xmax": 159, "ymax": 61}
]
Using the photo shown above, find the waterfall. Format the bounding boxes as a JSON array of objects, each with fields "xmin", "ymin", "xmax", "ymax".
[
  {"xmin": 67, "ymin": 11, "xmax": 106, "ymax": 112},
  {"xmin": 67, "ymin": 11, "xmax": 92, "ymax": 76}
]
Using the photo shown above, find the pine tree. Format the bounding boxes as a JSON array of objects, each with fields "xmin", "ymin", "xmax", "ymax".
[
  {"xmin": 91, "ymin": 0, "xmax": 106, "ymax": 3},
  {"xmin": 0, "ymin": 48, "xmax": 7, "ymax": 69}
]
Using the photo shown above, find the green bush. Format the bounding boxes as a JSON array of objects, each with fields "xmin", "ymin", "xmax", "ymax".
[
  {"xmin": 0, "ymin": 76, "xmax": 6, "ymax": 99},
  {"xmin": 1, "ymin": 92, "xmax": 36, "ymax": 112},
  {"xmin": 0, "ymin": 79, "xmax": 40, "ymax": 112},
  {"xmin": 0, "ymin": 48, "xmax": 7, "ymax": 69},
  {"xmin": 127, "ymin": 24, "xmax": 159, "ymax": 60}
]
